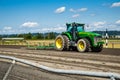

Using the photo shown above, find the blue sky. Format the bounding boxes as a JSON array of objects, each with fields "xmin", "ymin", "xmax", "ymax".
[{"xmin": 0, "ymin": 0, "xmax": 120, "ymax": 34}]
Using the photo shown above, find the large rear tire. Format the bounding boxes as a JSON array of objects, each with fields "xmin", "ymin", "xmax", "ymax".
[
  {"xmin": 77, "ymin": 38, "xmax": 90, "ymax": 52},
  {"xmin": 55, "ymin": 35, "xmax": 69, "ymax": 51}
]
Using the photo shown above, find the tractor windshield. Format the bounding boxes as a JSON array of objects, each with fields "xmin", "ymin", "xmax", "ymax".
[
  {"xmin": 67, "ymin": 26, "xmax": 72, "ymax": 32},
  {"xmin": 67, "ymin": 25, "xmax": 84, "ymax": 32},
  {"xmin": 66, "ymin": 23, "xmax": 85, "ymax": 32},
  {"xmin": 77, "ymin": 26, "xmax": 84, "ymax": 32}
]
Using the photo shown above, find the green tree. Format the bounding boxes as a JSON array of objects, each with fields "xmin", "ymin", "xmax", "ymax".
[
  {"xmin": 46, "ymin": 32, "xmax": 56, "ymax": 39},
  {"xmin": 17, "ymin": 34, "xmax": 24, "ymax": 37},
  {"xmin": 49, "ymin": 32, "xmax": 56, "ymax": 39},
  {"xmin": 0, "ymin": 35, "xmax": 2, "ymax": 40},
  {"xmin": 24, "ymin": 32, "xmax": 32, "ymax": 40},
  {"xmin": 32, "ymin": 35, "xmax": 37, "ymax": 40},
  {"xmin": 36, "ymin": 33, "xmax": 44, "ymax": 39}
]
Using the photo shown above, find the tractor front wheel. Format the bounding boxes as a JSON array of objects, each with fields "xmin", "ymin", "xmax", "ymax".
[
  {"xmin": 91, "ymin": 45, "xmax": 103, "ymax": 52},
  {"xmin": 77, "ymin": 38, "xmax": 90, "ymax": 52}
]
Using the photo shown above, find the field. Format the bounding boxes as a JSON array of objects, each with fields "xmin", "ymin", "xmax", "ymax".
[{"xmin": 0, "ymin": 39, "xmax": 120, "ymax": 48}]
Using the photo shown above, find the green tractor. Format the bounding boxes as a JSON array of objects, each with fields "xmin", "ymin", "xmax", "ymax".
[{"xmin": 55, "ymin": 22, "xmax": 104, "ymax": 52}]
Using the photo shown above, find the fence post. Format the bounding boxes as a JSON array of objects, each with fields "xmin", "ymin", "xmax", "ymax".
[
  {"xmin": 105, "ymin": 29, "xmax": 109, "ymax": 48},
  {"xmin": 112, "ymin": 43, "xmax": 114, "ymax": 48},
  {"xmin": 105, "ymin": 39, "xmax": 108, "ymax": 48}
]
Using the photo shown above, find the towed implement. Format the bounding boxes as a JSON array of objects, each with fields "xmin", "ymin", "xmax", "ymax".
[{"xmin": 55, "ymin": 22, "xmax": 104, "ymax": 52}]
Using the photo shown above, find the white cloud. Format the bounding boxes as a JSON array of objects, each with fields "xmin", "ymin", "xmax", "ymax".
[
  {"xmin": 93, "ymin": 21, "xmax": 106, "ymax": 27},
  {"xmin": 69, "ymin": 8, "xmax": 88, "ymax": 13},
  {"xmin": 3, "ymin": 26, "xmax": 12, "ymax": 30},
  {"xmin": 1, "ymin": 27, "xmax": 17, "ymax": 34},
  {"xmin": 42, "ymin": 27, "xmax": 65, "ymax": 32},
  {"xmin": 86, "ymin": 21, "xmax": 120, "ymax": 31},
  {"xmin": 111, "ymin": 2, "xmax": 120, "ymax": 7},
  {"xmin": 116, "ymin": 20, "xmax": 120, "ymax": 24},
  {"xmin": 69, "ymin": 8, "xmax": 76, "ymax": 12},
  {"xmin": 41, "ymin": 24, "xmax": 66, "ymax": 32},
  {"xmin": 72, "ymin": 14, "xmax": 80, "ymax": 18},
  {"xmin": 86, "ymin": 21, "xmax": 106, "ymax": 31},
  {"xmin": 21, "ymin": 22, "xmax": 39, "ymax": 28},
  {"xmin": 54, "ymin": 26, "xmax": 65, "ymax": 31},
  {"xmin": 55, "ymin": 7, "xmax": 66, "ymax": 14},
  {"xmin": 78, "ymin": 8, "xmax": 88, "ymax": 12}
]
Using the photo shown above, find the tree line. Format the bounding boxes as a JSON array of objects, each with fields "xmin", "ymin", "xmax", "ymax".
[
  {"xmin": 0, "ymin": 31, "xmax": 120, "ymax": 40},
  {"xmin": 0, "ymin": 32, "xmax": 59, "ymax": 40}
]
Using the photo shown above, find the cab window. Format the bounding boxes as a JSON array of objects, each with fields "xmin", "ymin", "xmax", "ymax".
[
  {"xmin": 67, "ymin": 26, "xmax": 72, "ymax": 32},
  {"xmin": 77, "ymin": 26, "xmax": 84, "ymax": 32}
]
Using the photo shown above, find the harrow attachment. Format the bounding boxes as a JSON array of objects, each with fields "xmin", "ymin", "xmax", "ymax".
[{"xmin": 27, "ymin": 42, "xmax": 54, "ymax": 50}]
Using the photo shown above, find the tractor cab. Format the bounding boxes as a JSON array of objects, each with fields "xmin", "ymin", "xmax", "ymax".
[
  {"xmin": 66, "ymin": 23, "xmax": 85, "ymax": 41},
  {"xmin": 66, "ymin": 23, "xmax": 85, "ymax": 32}
]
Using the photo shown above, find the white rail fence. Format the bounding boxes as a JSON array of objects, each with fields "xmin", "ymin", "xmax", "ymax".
[{"xmin": 0, "ymin": 55, "xmax": 120, "ymax": 80}]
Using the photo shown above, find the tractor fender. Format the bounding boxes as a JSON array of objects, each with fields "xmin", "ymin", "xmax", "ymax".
[{"xmin": 62, "ymin": 33, "xmax": 72, "ymax": 40}]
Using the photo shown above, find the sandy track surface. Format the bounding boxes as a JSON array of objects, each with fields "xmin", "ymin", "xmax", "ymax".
[{"xmin": 0, "ymin": 45, "xmax": 120, "ymax": 80}]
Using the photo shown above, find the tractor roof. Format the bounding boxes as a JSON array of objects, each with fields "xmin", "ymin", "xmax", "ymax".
[{"xmin": 66, "ymin": 22, "xmax": 85, "ymax": 27}]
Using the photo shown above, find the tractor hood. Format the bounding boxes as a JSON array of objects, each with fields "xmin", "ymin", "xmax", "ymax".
[{"xmin": 78, "ymin": 32, "xmax": 101, "ymax": 37}]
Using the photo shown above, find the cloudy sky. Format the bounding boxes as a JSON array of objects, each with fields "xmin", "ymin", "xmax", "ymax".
[{"xmin": 0, "ymin": 0, "xmax": 120, "ymax": 34}]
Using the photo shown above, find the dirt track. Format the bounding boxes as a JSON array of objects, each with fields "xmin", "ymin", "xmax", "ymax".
[
  {"xmin": 0, "ymin": 45, "xmax": 120, "ymax": 80},
  {"xmin": 0, "ymin": 61, "xmax": 110, "ymax": 80}
]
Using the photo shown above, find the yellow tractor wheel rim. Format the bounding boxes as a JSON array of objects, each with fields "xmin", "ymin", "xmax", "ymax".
[
  {"xmin": 56, "ymin": 38, "xmax": 63, "ymax": 49},
  {"xmin": 78, "ymin": 41, "xmax": 85, "ymax": 50}
]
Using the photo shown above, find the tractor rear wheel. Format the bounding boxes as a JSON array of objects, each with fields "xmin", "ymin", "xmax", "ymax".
[
  {"xmin": 77, "ymin": 38, "xmax": 90, "ymax": 52},
  {"xmin": 55, "ymin": 35, "xmax": 69, "ymax": 51}
]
